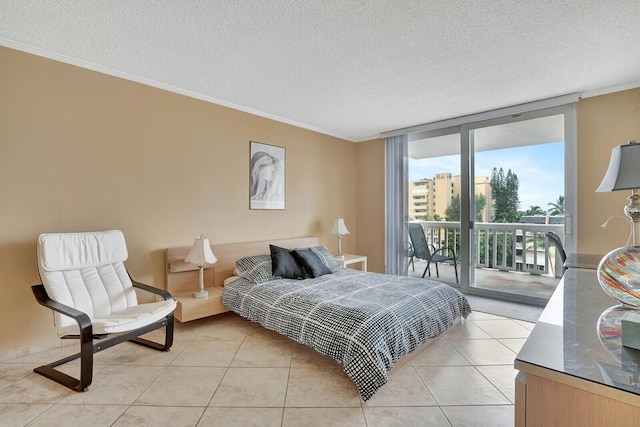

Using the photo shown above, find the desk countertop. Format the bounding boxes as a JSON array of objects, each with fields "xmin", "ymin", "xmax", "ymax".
[
  {"xmin": 516, "ymin": 268, "xmax": 640, "ymax": 397},
  {"xmin": 563, "ymin": 252, "xmax": 603, "ymax": 270}
]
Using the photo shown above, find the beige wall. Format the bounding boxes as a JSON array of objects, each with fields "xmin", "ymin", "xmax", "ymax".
[
  {"xmin": 577, "ymin": 88, "xmax": 640, "ymax": 254},
  {"xmin": 0, "ymin": 47, "xmax": 357, "ymax": 354},
  {"xmin": 355, "ymin": 138, "xmax": 385, "ymax": 273}
]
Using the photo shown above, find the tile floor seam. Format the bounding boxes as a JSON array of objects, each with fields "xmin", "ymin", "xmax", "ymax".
[
  {"xmin": 471, "ymin": 364, "xmax": 515, "ymax": 403},
  {"xmin": 411, "ymin": 363, "xmax": 442, "ymax": 408},
  {"xmin": 437, "ymin": 405, "xmax": 455, "ymax": 427},
  {"xmin": 440, "ymin": 339, "xmax": 475, "ymax": 366},
  {"xmin": 204, "ymin": 331, "xmax": 245, "ymax": 410}
]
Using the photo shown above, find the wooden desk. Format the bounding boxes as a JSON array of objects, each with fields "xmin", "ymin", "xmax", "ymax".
[{"xmin": 515, "ymin": 268, "xmax": 640, "ymax": 426}]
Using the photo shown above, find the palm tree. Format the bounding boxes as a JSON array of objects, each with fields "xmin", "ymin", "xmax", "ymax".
[
  {"xmin": 547, "ymin": 195, "xmax": 565, "ymax": 216},
  {"xmin": 526, "ymin": 205, "xmax": 546, "ymax": 216}
]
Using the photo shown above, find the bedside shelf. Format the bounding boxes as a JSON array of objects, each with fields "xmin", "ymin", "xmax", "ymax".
[
  {"xmin": 333, "ymin": 254, "xmax": 367, "ymax": 271},
  {"xmin": 166, "ymin": 246, "xmax": 230, "ymax": 322},
  {"xmin": 172, "ymin": 286, "xmax": 227, "ymax": 322}
]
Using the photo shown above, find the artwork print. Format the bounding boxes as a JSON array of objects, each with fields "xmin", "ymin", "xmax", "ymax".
[{"xmin": 249, "ymin": 141, "xmax": 285, "ymax": 210}]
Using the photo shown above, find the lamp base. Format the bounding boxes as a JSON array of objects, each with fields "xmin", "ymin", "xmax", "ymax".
[
  {"xmin": 625, "ymin": 191, "xmax": 640, "ymax": 246},
  {"xmin": 193, "ymin": 290, "xmax": 209, "ymax": 299}
]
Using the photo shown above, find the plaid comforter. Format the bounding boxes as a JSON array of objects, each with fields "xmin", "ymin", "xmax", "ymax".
[{"xmin": 222, "ymin": 268, "xmax": 471, "ymax": 400}]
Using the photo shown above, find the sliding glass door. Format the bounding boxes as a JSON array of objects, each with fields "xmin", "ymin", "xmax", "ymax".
[
  {"xmin": 403, "ymin": 104, "xmax": 575, "ymax": 305},
  {"xmin": 468, "ymin": 110, "xmax": 568, "ymax": 303},
  {"xmin": 408, "ymin": 129, "xmax": 461, "ymax": 285}
]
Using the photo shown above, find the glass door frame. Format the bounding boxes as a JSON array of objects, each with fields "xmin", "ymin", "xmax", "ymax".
[{"xmin": 405, "ymin": 103, "xmax": 576, "ymax": 306}]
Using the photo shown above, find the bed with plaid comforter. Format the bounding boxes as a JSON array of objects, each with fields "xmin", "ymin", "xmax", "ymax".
[{"xmin": 221, "ymin": 267, "xmax": 471, "ymax": 400}]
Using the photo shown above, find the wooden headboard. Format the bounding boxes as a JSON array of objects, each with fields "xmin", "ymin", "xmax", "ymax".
[{"xmin": 166, "ymin": 236, "xmax": 320, "ymax": 292}]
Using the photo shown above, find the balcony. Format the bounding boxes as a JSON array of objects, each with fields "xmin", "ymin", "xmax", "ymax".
[{"xmin": 408, "ymin": 220, "xmax": 563, "ymax": 300}]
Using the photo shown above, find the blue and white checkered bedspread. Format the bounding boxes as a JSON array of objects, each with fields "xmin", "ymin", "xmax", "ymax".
[{"xmin": 222, "ymin": 267, "xmax": 471, "ymax": 400}]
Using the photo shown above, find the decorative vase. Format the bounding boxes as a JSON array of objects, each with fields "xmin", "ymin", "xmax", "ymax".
[{"xmin": 597, "ymin": 246, "xmax": 640, "ymax": 308}]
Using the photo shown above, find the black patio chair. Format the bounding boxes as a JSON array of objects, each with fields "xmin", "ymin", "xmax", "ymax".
[
  {"xmin": 408, "ymin": 223, "xmax": 459, "ymax": 283},
  {"xmin": 406, "ymin": 241, "xmax": 415, "ymax": 271},
  {"xmin": 545, "ymin": 231, "xmax": 567, "ymax": 273}
]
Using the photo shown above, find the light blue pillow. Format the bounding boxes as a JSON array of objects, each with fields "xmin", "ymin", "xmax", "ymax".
[{"xmin": 310, "ymin": 245, "xmax": 340, "ymax": 269}]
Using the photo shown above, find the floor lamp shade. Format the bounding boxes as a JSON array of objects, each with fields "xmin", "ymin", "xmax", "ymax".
[{"xmin": 185, "ymin": 235, "xmax": 217, "ymax": 299}]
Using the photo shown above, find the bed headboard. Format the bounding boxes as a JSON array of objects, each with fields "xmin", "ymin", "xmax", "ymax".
[{"xmin": 166, "ymin": 236, "xmax": 320, "ymax": 292}]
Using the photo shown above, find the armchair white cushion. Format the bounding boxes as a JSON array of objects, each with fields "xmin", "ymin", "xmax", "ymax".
[
  {"xmin": 37, "ymin": 230, "xmax": 176, "ymax": 336},
  {"xmin": 32, "ymin": 230, "xmax": 176, "ymax": 392}
]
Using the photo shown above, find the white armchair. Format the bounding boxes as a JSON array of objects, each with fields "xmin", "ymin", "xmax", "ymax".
[{"xmin": 32, "ymin": 230, "xmax": 176, "ymax": 392}]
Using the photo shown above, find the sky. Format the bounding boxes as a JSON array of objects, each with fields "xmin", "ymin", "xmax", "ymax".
[{"xmin": 408, "ymin": 141, "xmax": 564, "ymax": 211}]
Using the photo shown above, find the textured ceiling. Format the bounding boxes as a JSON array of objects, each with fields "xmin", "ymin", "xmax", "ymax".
[{"xmin": 2, "ymin": 1, "xmax": 639, "ymax": 141}]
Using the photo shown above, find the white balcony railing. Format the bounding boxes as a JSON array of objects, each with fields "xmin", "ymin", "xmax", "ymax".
[{"xmin": 414, "ymin": 221, "xmax": 565, "ymax": 278}]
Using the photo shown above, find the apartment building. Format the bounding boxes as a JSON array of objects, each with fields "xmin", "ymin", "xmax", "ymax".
[{"xmin": 409, "ymin": 174, "xmax": 492, "ymax": 221}]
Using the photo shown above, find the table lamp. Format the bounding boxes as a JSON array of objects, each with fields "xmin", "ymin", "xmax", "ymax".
[
  {"xmin": 596, "ymin": 140, "xmax": 640, "ymax": 309},
  {"xmin": 331, "ymin": 216, "xmax": 350, "ymax": 257},
  {"xmin": 596, "ymin": 140, "xmax": 640, "ymax": 246},
  {"xmin": 185, "ymin": 235, "xmax": 217, "ymax": 299}
]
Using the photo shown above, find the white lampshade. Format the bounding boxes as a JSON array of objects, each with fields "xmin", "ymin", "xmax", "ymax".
[
  {"xmin": 596, "ymin": 141, "xmax": 640, "ymax": 192},
  {"xmin": 185, "ymin": 235, "xmax": 217, "ymax": 266},
  {"xmin": 331, "ymin": 217, "xmax": 350, "ymax": 236}
]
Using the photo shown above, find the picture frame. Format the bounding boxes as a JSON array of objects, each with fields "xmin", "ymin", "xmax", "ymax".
[{"xmin": 249, "ymin": 141, "xmax": 285, "ymax": 210}]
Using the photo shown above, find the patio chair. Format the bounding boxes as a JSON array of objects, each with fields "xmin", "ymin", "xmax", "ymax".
[
  {"xmin": 406, "ymin": 241, "xmax": 415, "ymax": 271},
  {"xmin": 408, "ymin": 223, "xmax": 459, "ymax": 283},
  {"xmin": 545, "ymin": 231, "xmax": 567, "ymax": 273},
  {"xmin": 31, "ymin": 230, "xmax": 176, "ymax": 392}
]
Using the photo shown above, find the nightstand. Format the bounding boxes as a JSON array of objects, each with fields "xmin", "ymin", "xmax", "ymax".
[
  {"xmin": 333, "ymin": 254, "xmax": 367, "ymax": 271},
  {"xmin": 165, "ymin": 247, "xmax": 230, "ymax": 322}
]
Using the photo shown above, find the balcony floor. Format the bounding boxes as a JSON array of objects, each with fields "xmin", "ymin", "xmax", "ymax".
[{"xmin": 408, "ymin": 259, "xmax": 559, "ymax": 301}]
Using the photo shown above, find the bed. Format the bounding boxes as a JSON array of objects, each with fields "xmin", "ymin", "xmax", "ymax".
[{"xmin": 216, "ymin": 237, "xmax": 471, "ymax": 401}]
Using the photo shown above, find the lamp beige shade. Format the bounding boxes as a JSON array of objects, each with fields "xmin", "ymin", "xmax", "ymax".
[
  {"xmin": 185, "ymin": 236, "xmax": 217, "ymax": 266},
  {"xmin": 331, "ymin": 217, "xmax": 350, "ymax": 236},
  {"xmin": 596, "ymin": 140, "xmax": 640, "ymax": 192}
]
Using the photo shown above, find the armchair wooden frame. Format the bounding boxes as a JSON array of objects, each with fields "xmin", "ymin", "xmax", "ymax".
[{"xmin": 31, "ymin": 277, "xmax": 174, "ymax": 392}]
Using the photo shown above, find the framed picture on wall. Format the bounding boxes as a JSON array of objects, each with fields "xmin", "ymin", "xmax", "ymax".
[{"xmin": 249, "ymin": 141, "xmax": 285, "ymax": 210}]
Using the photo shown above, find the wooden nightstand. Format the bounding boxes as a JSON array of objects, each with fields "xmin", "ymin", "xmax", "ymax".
[
  {"xmin": 169, "ymin": 286, "xmax": 227, "ymax": 322},
  {"xmin": 165, "ymin": 247, "xmax": 230, "ymax": 322},
  {"xmin": 333, "ymin": 254, "xmax": 367, "ymax": 271}
]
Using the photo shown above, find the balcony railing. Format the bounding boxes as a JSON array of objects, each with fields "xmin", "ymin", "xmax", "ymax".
[{"xmin": 414, "ymin": 220, "xmax": 565, "ymax": 278}]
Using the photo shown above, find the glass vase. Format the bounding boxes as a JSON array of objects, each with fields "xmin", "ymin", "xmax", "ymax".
[{"xmin": 597, "ymin": 246, "xmax": 640, "ymax": 308}]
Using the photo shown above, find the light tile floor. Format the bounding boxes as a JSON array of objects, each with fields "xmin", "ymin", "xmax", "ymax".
[{"xmin": 0, "ymin": 311, "xmax": 533, "ymax": 426}]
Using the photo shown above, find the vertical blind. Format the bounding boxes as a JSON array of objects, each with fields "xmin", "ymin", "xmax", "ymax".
[{"xmin": 385, "ymin": 134, "xmax": 408, "ymax": 275}]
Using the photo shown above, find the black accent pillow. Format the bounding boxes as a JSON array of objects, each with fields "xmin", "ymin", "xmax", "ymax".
[
  {"xmin": 270, "ymin": 245, "xmax": 305, "ymax": 279},
  {"xmin": 292, "ymin": 248, "xmax": 332, "ymax": 278}
]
